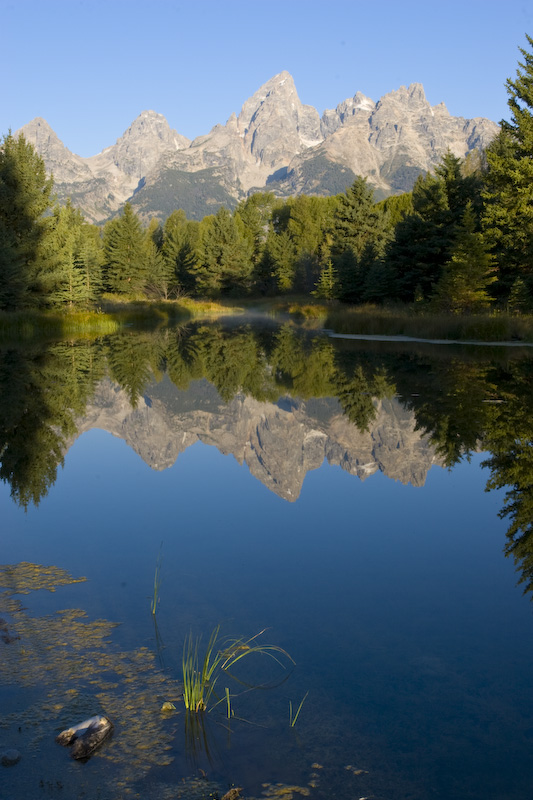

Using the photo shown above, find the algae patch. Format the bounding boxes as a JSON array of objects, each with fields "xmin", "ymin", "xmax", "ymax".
[{"xmin": 0, "ymin": 562, "xmax": 182, "ymax": 796}]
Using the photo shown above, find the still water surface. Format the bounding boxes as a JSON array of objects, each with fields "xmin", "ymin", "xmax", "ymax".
[{"xmin": 1, "ymin": 320, "xmax": 532, "ymax": 800}]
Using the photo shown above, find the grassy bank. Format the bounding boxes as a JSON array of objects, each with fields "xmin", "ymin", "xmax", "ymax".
[
  {"xmin": 324, "ymin": 305, "xmax": 533, "ymax": 343},
  {"xmin": 2, "ymin": 298, "xmax": 532, "ymax": 344},
  {"xmin": 0, "ymin": 309, "xmax": 121, "ymax": 341},
  {"xmin": 99, "ymin": 294, "xmax": 244, "ymax": 321},
  {"xmin": 0, "ymin": 297, "xmax": 245, "ymax": 342}
]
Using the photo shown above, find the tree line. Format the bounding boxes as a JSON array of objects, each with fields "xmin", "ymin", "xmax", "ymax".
[{"xmin": 1, "ymin": 35, "xmax": 532, "ymax": 314}]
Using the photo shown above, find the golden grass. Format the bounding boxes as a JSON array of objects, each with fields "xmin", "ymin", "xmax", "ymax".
[{"xmin": 0, "ymin": 309, "xmax": 120, "ymax": 341}]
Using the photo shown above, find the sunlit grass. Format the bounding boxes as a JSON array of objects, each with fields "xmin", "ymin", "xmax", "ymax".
[
  {"xmin": 99, "ymin": 294, "xmax": 244, "ymax": 322},
  {"xmin": 182, "ymin": 626, "xmax": 293, "ymax": 713},
  {"xmin": 0, "ymin": 309, "xmax": 120, "ymax": 341},
  {"xmin": 177, "ymin": 297, "xmax": 244, "ymax": 315}
]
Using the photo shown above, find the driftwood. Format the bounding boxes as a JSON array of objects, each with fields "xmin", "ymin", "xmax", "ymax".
[{"xmin": 56, "ymin": 714, "xmax": 113, "ymax": 759}]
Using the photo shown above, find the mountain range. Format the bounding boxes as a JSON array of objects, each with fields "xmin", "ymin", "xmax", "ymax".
[{"xmin": 17, "ymin": 72, "xmax": 499, "ymax": 223}]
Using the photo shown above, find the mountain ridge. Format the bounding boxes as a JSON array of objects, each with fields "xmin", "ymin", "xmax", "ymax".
[{"xmin": 16, "ymin": 72, "xmax": 499, "ymax": 222}]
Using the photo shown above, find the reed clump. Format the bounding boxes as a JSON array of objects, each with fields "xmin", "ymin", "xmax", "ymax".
[{"xmin": 182, "ymin": 626, "xmax": 293, "ymax": 713}]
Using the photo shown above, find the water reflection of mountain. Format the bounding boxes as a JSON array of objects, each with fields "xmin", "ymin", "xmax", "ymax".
[
  {"xmin": 1, "ymin": 323, "xmax": 533, "ymax": 596},
  {"xmin": 73, "ymin": 376, "xmax": 443, "ymax": 500}
]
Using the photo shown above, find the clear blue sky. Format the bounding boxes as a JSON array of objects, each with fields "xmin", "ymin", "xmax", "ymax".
[{"xmin": 1, "ymin": 0, "xmax": 531, "ymax": 157}]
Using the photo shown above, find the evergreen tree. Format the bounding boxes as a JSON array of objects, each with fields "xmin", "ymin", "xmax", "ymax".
[
  {"xmin": 103, "ymin": 202, "xmax": 148, "ymax": 296},
  {"xmin": 312, "ymin": 260, "xmax": 338, "ymax": 300},
  {"xmin": 234, "ymin": 192, "xmax": 277, "ymax": 288},
  {"xmin": 38, "ymin": 202, "xmax": 102, "ymax": 308},
  {"xmin": 432, "ymin": 202, "xmax": 496, "ymax": 313},
  {"xmin": 0, "ymin": 132, "xmax": 54, "ymax": 309},
  {"xmin": 161, "ymin": 210, "xmax": 199, "ymax": 294},
  {"xmin": 193, "ymin": 207, "xmax": 253, "ymax": 296},
  {"xmin": 483, "ymin": 34, "xmax": 533, "ymax": 299},
  {"xmin": 287, "ymin": 194, "xmax": 337, "ymax": 292},
  {"xmin": 265, "ymin": 227, "xmax": 297, "ymax": 292},
  {"xmin": 387, "ymin": 151, "xmax": 483, "ymax": 302},
  {"xmin": 332, "ymin": 177, "xmax": 391, "ymax": 302}
]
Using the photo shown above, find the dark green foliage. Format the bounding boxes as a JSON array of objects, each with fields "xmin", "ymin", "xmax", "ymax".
[
  {"xmin": 332, "ymin": 177, "xmax": 391, "ymax": 302},
  {"xmin": 265, "ymin": 226, "xmax": 296, "ymax": 293},
  {"xmin": 287, "ymin": 194, "xmax": 337, "ymax": 292},
  {"xmin": 483, "ymin": 34, "xmax": 533, "ymax": 297},
  {"xmin": 377, "ymin": 191, "xmax": 414, "ymax": 228},
  {"xmin": 106, "ymin": 332, "xmax": 165, "ymax": 407},
  {"xmin": 482, "ymin": 361, "xmax": 533, "ymax": 595},
  {"xmin": 161, "ymin": 210, "xmax": 199, "ymax": 294},
  {"xmin": 312, "ymin": 260, "xmax": 338, "ymax": 300},
  {"xmin": 0, "ymin": 341, "xmax": 105, "ymax": 507},
  {"xmin": 0, "ymin": 132, "xmax": 54, "ymax": 309},
  {"xmin": 508, "ymin": 277, "xmax": 532, "ymax": 313},
  {"xmin": 432, "ymin": 202, "xmax": 496, "ymax": 313},
  {"xmin": 193, "ymin": 207, "xmax": 253, "ymax": 296},
  {"xmin": 103, "ymin": 202, "xmax": 148, "ymax": 296},
  {"xmin": 234, "ymin": 193, "xmax": 277, "ymax": 290},
  {"xmin": 38, "ymin": 202, "xmax": 103, "ymax": 309},
  {"xmin": 387, "ymin": 151, "xmax": 484, "ymax": 302}
]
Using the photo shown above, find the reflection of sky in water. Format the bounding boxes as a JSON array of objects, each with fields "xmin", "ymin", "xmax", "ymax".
[{"xmin": 2, "ymin": 428, "xmax": 533, "ymax": 799}]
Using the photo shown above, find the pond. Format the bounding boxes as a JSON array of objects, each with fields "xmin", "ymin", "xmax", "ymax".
[{"xmin": 1, "ymin": 318, "xmax": 532, "ymax": 800}]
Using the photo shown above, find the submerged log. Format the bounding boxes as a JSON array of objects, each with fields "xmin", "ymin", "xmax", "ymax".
[{"xmin": 56, "ymin": 714, "xmax": 113, "ymax": 759}]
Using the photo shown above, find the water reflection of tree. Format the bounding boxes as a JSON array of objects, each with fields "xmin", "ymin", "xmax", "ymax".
[
  {"xmin": 3, "ymin": 325, "xmax": 533, "ymax": 599},
  {"xmin": 398, "ymin": 358, "xmax": 496, "ymax": 467},
  {"xmin": 0, "ymin": 341, "xmax": 105, "ymax": 507},
  {"xmin": 385, "ymin": 348, "xmax": 533, "ymax": 596},
  {"xmin": 481, "ymin": 361, "xmax": 533, "ymax": 595}
]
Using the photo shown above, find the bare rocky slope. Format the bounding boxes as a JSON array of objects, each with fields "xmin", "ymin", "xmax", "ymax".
[
  {"xmin": 70, "ymin": 375, "xmax": 443, "ymax": 501},
  {"xmin": 17, "ymin": 73, "xmax": 498, "ymax": 222}
]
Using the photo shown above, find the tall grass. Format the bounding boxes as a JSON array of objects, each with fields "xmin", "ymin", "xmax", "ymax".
[
  {"xmin": 325, "ymin": 305, "xmax": 533, "ymax": 343},
  {"xmin": 182, "ymin": 626, "xmax": 293, "ymax": 713},
  {"xmin": 0, "ymin": 309, "xmax": 120, "ymax": 341}
]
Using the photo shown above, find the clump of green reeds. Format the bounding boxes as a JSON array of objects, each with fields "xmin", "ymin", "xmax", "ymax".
[{"xmin": 182, "ymin": 626, "xmax": 293, "ymax": 713}]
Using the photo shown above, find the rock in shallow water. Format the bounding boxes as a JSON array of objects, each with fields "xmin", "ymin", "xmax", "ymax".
[{"xmin": 1, "ymin": 748, "xmax": 21, "ymax": 766}]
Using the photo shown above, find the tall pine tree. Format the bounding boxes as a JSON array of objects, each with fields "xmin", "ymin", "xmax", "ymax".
[
  {"xmin": 103, "ymin": 202, "xmax": 148, "ymax": 296},
  {"xmin": 0, "ymin": 132, "xmax": 54, "ymax": 309},
  {"xmin": 483, "ymin": 34, "xmax": 533, "ymax": 300}
]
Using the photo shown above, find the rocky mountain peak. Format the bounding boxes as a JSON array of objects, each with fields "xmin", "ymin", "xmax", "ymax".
[
  {"xmin": 90, "ymin": 110, "xmax": 190, "ymax": 179},
  {"xmin": 237, "ymin": 71, "xmax": 297, "ymax": 129},
  {"xmin": 236, "ymin": 70, "xmax": 323, "ymax": 168},
  {"xmin": 17, "ymin": 117, "xmax": 93, "ymax": 184}
]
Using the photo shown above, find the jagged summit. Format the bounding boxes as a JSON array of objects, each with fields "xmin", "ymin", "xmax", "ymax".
[{"xmin": 15, "ymin": 72, "xmax": 499, "ymax": 222}]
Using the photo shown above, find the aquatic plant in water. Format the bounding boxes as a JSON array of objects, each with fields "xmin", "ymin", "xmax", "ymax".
[
  {"xmin": 182, "ymin": 626, "xmax": 293, "ymax": 713},
  {"xmin": 151, "ymin": 543, "xmax": 163, "ymax": 615},
  {"xmin": 289, "ymin": 691, "xmax": 309, "ymax": 727}
]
